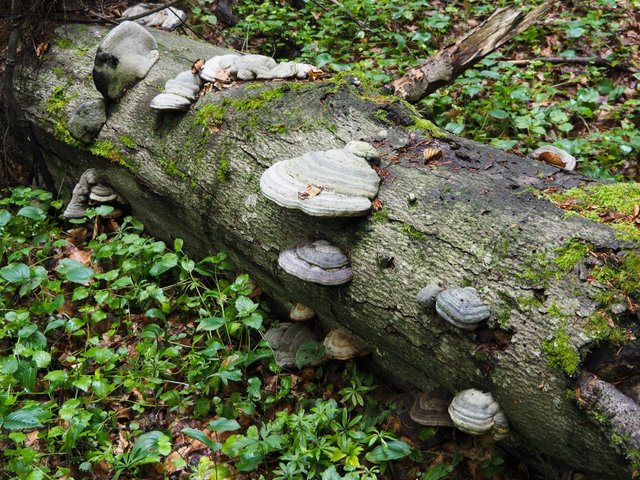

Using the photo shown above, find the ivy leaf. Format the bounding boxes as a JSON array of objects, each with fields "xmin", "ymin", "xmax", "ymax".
[
  {"xmin": 365, "ymin": 440, "xmax": 411, "ymax": 462},
  {"xmin": 55, "ymin": 259, "xmax": 94, "ymax": 285}
]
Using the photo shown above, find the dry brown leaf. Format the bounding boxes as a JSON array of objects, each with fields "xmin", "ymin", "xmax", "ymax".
[
  {"xmin": 298, "ymin": 184, "xmax": 323, "ymax": 200},
  {"xmin": 538, "ymin": 151, "xmax": 567, "ymax": 168},
  {"xmin": 68, "ymin": 248, "xmax": 92, "ymax": 266},
  {"xmin": 35, "ymin": 42, "xmax": 50, "ymax": 59},
  {"xmin": 215, "ymin": 69, "xmax": 232, "ymax": 83},
  {"xmin": 372, "ymin": 198, "xmax": 383, "ymax": 211},
  {"xmin": 202, "ymin": 82, "xmax": 215, "ymax": 94},
  {"xmin": 191, "ymin": 58, "xmax": 205, "ymax": 74},
  {"xmin": 422, "ymin": 147, "xmax": 443, "ymax": 161},
  {"xmin": 308, "ymin": 68, "xmax": 324, "ymax": 80}
]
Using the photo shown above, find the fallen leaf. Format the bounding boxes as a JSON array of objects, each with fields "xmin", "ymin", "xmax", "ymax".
[
  {"xmin": 298, "ymin": 184, "xmax": 323, "ymax": 200},
  {"xmin": 372, "ymin": 198, "xmax": 383, "ymax": 211},
  {"xmin": 68, "ymin": 248, "xmax": 92, "ymax": 266},
  {"xmin": 214, "ymin": 69, "xmax": 232, "ymax": 83},
  {"xmin": 202, "ymin": 82, "xmax": 215, "ymax": 94},
  {"xmin": 422, "ymin": 147, "xmax": 443, "ymax": 161},
  {"xmin": 307, "ymin": 68, "xmax": 324, "ymax": 80},
  {"xmin": 191, "ymin": 58, "xmax": 205, "ymax": 74},
  {"xmin": 35, "ymin": 42, "xmax": 50, "ymax": 59},
  {"xmin": 538, "ymin": 151, "xmax": 567, "ymax": 168}
]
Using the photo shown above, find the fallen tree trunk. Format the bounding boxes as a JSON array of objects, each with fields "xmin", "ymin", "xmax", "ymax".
[{"xmin": 14, "ymin": 24, "xmax": 640, "ymax": 478}]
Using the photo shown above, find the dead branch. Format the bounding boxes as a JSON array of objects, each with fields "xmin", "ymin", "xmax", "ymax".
[{"xmin": 391, "ymin": 2, "xmax": 553, "ymax": 103}]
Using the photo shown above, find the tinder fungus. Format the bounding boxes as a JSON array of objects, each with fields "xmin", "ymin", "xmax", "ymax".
[
  {"xmin": 448, "ymin": 389, "xmax": 509, "ymax": 439},
  {"xmin": 530, "ymin": 145, "xmax": 577, "ymax": 171},
  {"xmin": 409, "ymin": 391, "xmax": 454, "ymax": 427},
  {"xmin": 323, "ymin": 328, "xmax": 369, "ymax": 360},
  {"xmin": 264, "ymin": 322, "xmax": 323, "ymax": 369},
  {"xmin": 199, "ymin": 54, "xmax": 316, "ymax": 83},
  {"xmin": 435, "ymin": 287, "xmax": 490, "ymax": 330},
  {"xmin": 278, "ymin": 240, "xmax": 352, "ymax": 286},
  {"xmin": 93, "ymin": 21, "xmax": 159, "ymax": 101},
  {"xmin": 260, "ymin": 142, "xmax": 381, "ymax": 217}
]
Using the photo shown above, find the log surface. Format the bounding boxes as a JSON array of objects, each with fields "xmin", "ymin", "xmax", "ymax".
[{"xmin": 16, "ymin": 24, "xmax": 639, "ymax": 478}]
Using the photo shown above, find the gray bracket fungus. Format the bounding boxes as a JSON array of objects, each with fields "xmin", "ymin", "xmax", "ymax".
[
  {"xmin": 409, "ymin": 391, "xmax": 454, "ymax": 427},
  {"xmin": 264, "ymin": 322, "xmax": 324, "ymax": 369},
  {"xmin": 435, "ymin": 287, "xmax": 490, "ymax": 330},
  {"xmin": 150, "ymin": 70, "xmax": 203, "ymax": 112},
  {"xmin": 67, "ymin": 99, "xmax": 107, "ymax": 144},
  {"xmin": 93, "ymin": 21, "xmax": 159, "ymax": 101},
  {"xmin": 63, "ymin": 169, "xmax": 126, "ymax": 219},
  {"xmin": 416, "ymin": 283, "xmax": 444, "ymax": 311},
  {"xmin": 122, "ymin": 4, "xmax": 187, "ymax": 31},
  {"xmin": 260, "ymin": 142, "xmax": 381, "ymax": 217},
  {"xmin": 200, "ymin": 53, "xmax": 316, "ymax": 83},
  {"xmin": 278, "ymin": 240, "xmax": 353, "ymax": 286},
  {"xmin": 530, "ymin": 145, "xmax": 577, "ymax": 171},
  {"xmin": 323, "ymin": 328, "xmax": 370, "ymax": 360},
  {"xmin": 447, "ymin": 389, "xmax": 509, "ymax": 439}
]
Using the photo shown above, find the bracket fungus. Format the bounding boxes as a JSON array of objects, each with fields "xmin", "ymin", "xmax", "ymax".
[
  {"xmin": 150, "ymin": 70, "xmax": 203, "ymax": 111},
  {"xmin": 435, "ymin": 287, "xmax": 490, "ymax": 330},
  {"xmin": 67, "ymin": 99, "xmax": 107, "ymax": 144},
  {"xmin": 264, "ymin": 322, "xmax": 323, "ymax": 369},
  {"xmin": 530, "ymin": 145, "xmax": 577, "ymax": 171},
  {"xmin": 278, "ymin": 240, "xmax": 353, "ymax": 286},
  {"xmin": 289, "ymin": 303, "xmax": 316, "ymax": 322},
  {"xmin": 448, "ymin": 389, "xmax": 509, "ymax": 439},
  {"xmin": 63, "ymin": 169, "xmax": 126, "ymax": 219},
  {"xmin": 200, "ymin": 53, "xmax": 317, "ymax": 83},
  {"xmin": 409, "ymin": 391, "xmax": 454, "ymax": 427},
  {"xmin": 260, "ymin": 142, "xmax": 381, "ymax": 217},
  {"xmin": 416, "ymin": 284, "xmax": 444, "ymax": 311},
  {"xmin": 93, "ymin": 21, "xmax": 159, "ymax": 101},
  {"xmin": 122, "ymin": 3, "xmax": 187, "ymax": 31},
  {"xmin": 323, "ymin": 328, "xmax": 370, "ymax": 360}
]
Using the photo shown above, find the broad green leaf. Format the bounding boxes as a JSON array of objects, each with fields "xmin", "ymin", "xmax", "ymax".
[
  {"xmin": 33, "ymin": 351, "xmax": 51, "ymax": 369},
  {"xmin": 488, "ymin": 109, "xmax": 509, "ymax": 119},
  {"xmin": 422, "ymin": 463, "xmax": 455, "ymax": 480},
  {"xmin": 17, "ymin": 206, "xmax": 46, "ymax": 221},
  {"xmin": 72, "ymin": 375, "xmax": 92, "ymax": 392},
  {"xmin": 111, "ymin": 275, "xmax": 133, "ymax": 289},
  {"xmin": 213, "ymin": 369, "xmax": 242, "ymax": 383},
  {"xmin": 196, "ymin": 316, "xmax": 225, "ymax": 331},
  {"xmin": 0, "ymin": 263, "xmax": 30, "ymax": 284},
  {"xmin": 236, "ymin": 451, "xmax": 263, "ymax": 472},
  {"xmin": 235, "ymin": 296, "xmax": 257, "ymax": 316},
  {"xmin": 295, "ymin": 341, "xmax": 326, "ymax": 369},
  {"xmin": 149, "ymin": 253, "xmax": 178, "ymax": 276},
  {"xmin": 145, "ymin": 308, "xmax": 166, "ymax": 322},
  {"xmin": 2, "ymin": 404, "xmax": 48, "ymax": 430},
  {"xmin": 365, "ymin": 439, "xmax": 411, "ymax": 462},
  {"xmin": 181, "ymin": 427, "xmax": 222, "ymax": 452},
  {"xmin": 55, "ymin": 259, "xmax": 94, "ymax": 285},
  {"xmin": 242, "ymin": 312, "xmax": 263, "ymax": 330},
  {"xmin": 94, "ymin": 205, "xmax": 114, "ymax": 217},
  {"xmin": 0, "ymin": 210, "xmax": 12, "ymax": 227},
  {"xmin": 44, "ymin": 370, "xmax": 68, "ymax": 385},
  {"xmin": 208, "ymin": 417, "xmax": 241, "ymax": 432}
]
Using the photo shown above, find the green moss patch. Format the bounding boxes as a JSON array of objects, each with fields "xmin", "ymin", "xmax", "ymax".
[
  {"xmin": 547, "ymin": 183, "xmax": 640, "ymax": 242},
  {"xmin": 543, "ymin": 327, "xmax": 581, "ymax": 375}
]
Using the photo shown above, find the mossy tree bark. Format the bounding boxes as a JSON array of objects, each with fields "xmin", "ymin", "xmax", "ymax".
[{"xmin": 14, "ymin": 25, "xmax": 640, "ymax": 479}]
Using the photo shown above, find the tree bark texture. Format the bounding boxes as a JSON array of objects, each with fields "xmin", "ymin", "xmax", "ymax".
[
  {"xmin": 14, "ymin": 25, "xmax": 640, "ymax": 478},
  {"xmin": 392, "ymin": 2, "xmax": 553, "ymax": 102}
]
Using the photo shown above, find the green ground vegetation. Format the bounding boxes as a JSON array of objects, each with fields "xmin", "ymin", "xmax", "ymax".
[
  {"xmin": 190, "ymin": 0, "xmax": 639, "ymax": 180},
  {"xmin": 2, "ymin": 186, "xmax": 519, "ymax": 480}
]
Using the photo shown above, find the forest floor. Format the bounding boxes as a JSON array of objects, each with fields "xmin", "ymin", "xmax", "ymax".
[{"xmin": 0, "ymin": 1, "xmax": 638, "ymax": 479}]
